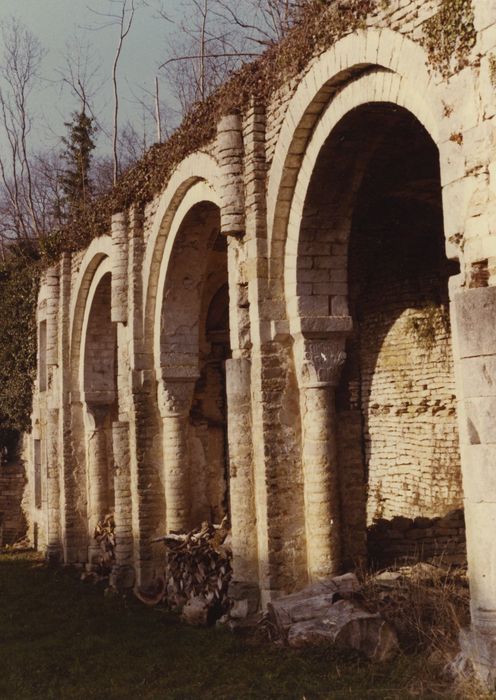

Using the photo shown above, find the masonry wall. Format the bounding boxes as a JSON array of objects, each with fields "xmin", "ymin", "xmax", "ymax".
[
  {"xmin": 21, "ymin": 7, "xmax": 496, "ymax": 684},
  {"xmin": 0, "ymin": 461, "xmax": 26, "ymax": 546}
]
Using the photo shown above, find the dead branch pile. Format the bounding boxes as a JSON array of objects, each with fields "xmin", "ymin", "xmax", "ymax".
[
  {"xmin": 94, "ymin": 513, "xmax": 116, "ymax": 574},
  {"xmin": 152, "ymin": 517, "xmax": 232, "ymax": 625}
]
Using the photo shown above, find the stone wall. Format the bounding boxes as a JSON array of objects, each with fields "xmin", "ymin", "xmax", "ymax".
[
  {"xmin": 22, "ymin": 1, "xmax": 496, "ymax": 684},
  {"xmin": 368, "ymin": 509, "xmax": 466, "ymax": 569},
  {"xmin": 0, "ymin": 461, "xmax": 26, "ymax": 546}
]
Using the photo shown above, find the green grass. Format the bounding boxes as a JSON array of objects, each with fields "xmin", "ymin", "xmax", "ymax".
[{"xmin": 0, "ymin": 552, "xmax": 467, "ymax": 700}]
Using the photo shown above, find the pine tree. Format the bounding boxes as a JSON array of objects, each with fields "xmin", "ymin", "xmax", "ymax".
[{"xmin": 60, "ymin": 110, "xmax": 96, "ymax": 220}]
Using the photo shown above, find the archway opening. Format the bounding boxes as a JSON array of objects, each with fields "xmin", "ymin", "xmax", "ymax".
[
  {"xmin": 82, "ymin": 271, "xmax": 117, "ymax": 564},
  {"xmin": 159, "ymin": 201, "xmax": 231, "ymax": 530},
  {"xmin": 297, "ymin": 102, "xmax": 464, "ymax": 570}
]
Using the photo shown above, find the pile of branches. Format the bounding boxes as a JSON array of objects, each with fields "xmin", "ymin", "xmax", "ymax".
[
  {"xmin": 145, "ymin": 517, "xmax": 232, "ymax": 624},
  {"xmin": 94, "ymin": 513, "xmax": 116, "ymax": 575}
]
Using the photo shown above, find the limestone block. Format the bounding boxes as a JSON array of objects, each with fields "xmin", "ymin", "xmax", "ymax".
[
  {"xmin": 457, "ymin": 626, "xmax": 496, "ymax": 688},
  {"xmin": 474, "ymin": 1, "xmax": 496, "ymax": 31},
  {"xmin": 459, "ymin": 355, "xmax": 496, "ymax": 398},
  {"xmin": 454, "ymin": 287, "xmax": 496, "ymax": 358},
  {"xmin": 463, "ymin": 122, "xmax": 496, "ymax": 175},
  {"xmin": 479, "ymin": 57, "xmax": 496, "ymax": 121},
  {"xmin": 436, "ymin": 68, "xmax": 480, "ymax": 140},
  {"xmin": 439, "ymin": 139, "xmax": 465, "ymax": 187},
  {"xmin": 268, "ymin": 574, "xmax": 359, "ymax": 629},
  {"xmin": 465, "ymin": 395, "xmax": 496, "ymax": 441},
  {"xmin": 442, "ymin": 175, "xmax": 489, "ymax": 243},
  {"xmin": 480, "ymin": 22, "xmax": 496, "ymax": 54},
  {"xmin": 463, "ymin": 501, "xmax": 496, "ymax": 613},
  {"xmin": 461, "ymin": 444, "xmax": 496, "ymax": 502}
]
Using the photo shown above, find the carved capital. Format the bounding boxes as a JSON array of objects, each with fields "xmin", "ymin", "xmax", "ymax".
[
  {"xmin": 294, "ymin": 334, "xmax": 347, "ymax": 388},
  {"xmin": 157, "ymin": 378, "xmax": 196, "ymax": 417},
  {"xmin": 85, "ymin": 402, "xmax": 112, "ymax": 429}
]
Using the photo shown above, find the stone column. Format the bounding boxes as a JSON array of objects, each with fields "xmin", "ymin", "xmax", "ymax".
[
  {"xmin": 45, "ymin": 264, "xmax": 61, "ymax": 562},
  {"xmin": 158, "ymin": 378, "xmax": 196, "ymax": 532},
  {"xmin": 295, "ymin": 333, "xmax": 347, "ymax": 581},
  {"xmin": 111, "ymin": 212, "xmax": 128, "ymax": 324},
  {"xmin": 226, "ymin": 358, "xmax": 258, "ymax": 584},
  {"xmin": 217, "ymin": 113, "xmax": 244, "ymax": 237},
  {"xmin": 111, "ymin": 420, "xmax": 134, "ymax": 588},
  {"xmin": 46, "ymin": 408, "xmax": 61, "ymax": 562},
  {"xmin": 453, "ymin": 286, "xmax": 496, "ymax": 685},
  {"xmin": 86, "ymin": 403, "xmax": 111, "ymax": 565}
]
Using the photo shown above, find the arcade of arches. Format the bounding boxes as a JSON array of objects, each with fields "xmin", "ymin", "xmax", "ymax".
[{"xmin": 25, "ymin": 5, "xmax": 496, "ymax": 685}]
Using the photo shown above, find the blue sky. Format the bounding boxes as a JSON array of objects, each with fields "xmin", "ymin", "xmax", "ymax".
[{"xmin": 0, "ymin": 0, "xmax": 185, "ymax": 154}]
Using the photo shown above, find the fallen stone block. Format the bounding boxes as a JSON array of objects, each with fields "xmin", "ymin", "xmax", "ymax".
[
  {"xmin": 286, "ymin": 599, "xmax": 399, "ymax": 662},
  {"xmin": 268, "ymin": 573, "xmax": 360, "ymax": 633}
]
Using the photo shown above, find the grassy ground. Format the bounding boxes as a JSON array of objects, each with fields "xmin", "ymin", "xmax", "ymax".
[{"xmin": 0, "ymin": 551, "xmax": 486, "ymax": 700}]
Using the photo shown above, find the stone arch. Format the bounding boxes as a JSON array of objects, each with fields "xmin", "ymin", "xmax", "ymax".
[
  {"xmin": 268, "ymin": 28, "xmax": 445, "ymax": 289},
  {"xmin": 153, "ymin": 186, "xmax": 229, "ymax": 533},
  {"xmin": 283, "ymin": 69, "xmax": 442, "ymax": 328},
  {"xmin": 278, "ymin": 66, "xmax": 463, "ymax": 581},
  {"xmin": 142, "ymin": 153, "xmax": 222, "ymax": 361},
  {"xmin": 69, "ymin": 236, "xmax": 112, "ymax": 393},
  {"xmin": 152, "ymin": 181, "xmax": 222, "ymax": 373},
  {"xmin": 68, "ymin": 240, "xmax": 116, "ymax": 566}
]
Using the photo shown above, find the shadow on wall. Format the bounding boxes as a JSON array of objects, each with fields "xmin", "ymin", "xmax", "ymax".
[{"xmin": 309, "ymin": 104, "xmax": 463, "ymax": 569}]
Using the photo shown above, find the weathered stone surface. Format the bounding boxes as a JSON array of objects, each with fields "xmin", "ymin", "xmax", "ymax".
[
  {"xmin": 22, "ymin": 4, "xmax": 496, "ymax": 688},
  {"xmin": 286, "ymin": 599, "xmax": 399, "ymax": 662},
  {"xmin": 268, "ymin": 574, "xmax": 360, "ymax": 631}
]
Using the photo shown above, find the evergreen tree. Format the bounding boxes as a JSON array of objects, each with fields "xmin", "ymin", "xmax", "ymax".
[{"xmin": 60, "ymin": 110, "xmax": 96, "ymax": 220}]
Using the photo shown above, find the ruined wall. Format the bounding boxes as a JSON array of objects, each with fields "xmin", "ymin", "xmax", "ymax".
[
  {"xmin": 22, "ymin": 1, "xmax": 496, "ymax": 682},
  {"xmin": 0, "ymin": 461, "xmax": 26, "ymax": 546},
  {"xmin": 368, "ymin": 509, "xmax": 466, "ymax": 568}
]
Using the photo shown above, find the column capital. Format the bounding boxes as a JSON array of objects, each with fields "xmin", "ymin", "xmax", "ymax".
[
  {"xmin": 294, "ymin": 333, "xmax": 347, "ymax": 389},
  {"xmin": 85, "ymin": 401, "xmax": 112, "ymax": 428},
  {"xmin": 157, "ymin": 376, "xmax": 197, "ymax": 417}
]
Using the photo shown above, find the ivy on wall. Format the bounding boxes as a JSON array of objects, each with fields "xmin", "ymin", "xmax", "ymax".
[
  {"xmin": 0, "ymin": 247, "xmax": 40, "ymax": 451},
  {"xmin": 422, "ymin": 0, "xmax": 476, "ymax": 76}
]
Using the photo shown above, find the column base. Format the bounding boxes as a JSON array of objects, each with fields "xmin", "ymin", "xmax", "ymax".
[
  {"xmin": 451, "ymin": 626, "xmax": 496, "ymax": 688},
  {"xmin": 87, "ymin": 543, "xmax": 102, "ymax": 570},
  {"xmin": 110, "ymin": 564, "xmax": 136, "ymax": 590},
  {"xmin": 228, "ymin": 580, "xmax": 260, "ymax": 618},
  {"xmin": 45, "ymin": 543, "xmax": 62, "ymax": 565}
]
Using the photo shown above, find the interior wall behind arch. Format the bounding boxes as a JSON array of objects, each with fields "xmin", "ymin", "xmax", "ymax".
[{"xmin": 296, "ymin": 103, "xmax": 463, "ymax": 568}]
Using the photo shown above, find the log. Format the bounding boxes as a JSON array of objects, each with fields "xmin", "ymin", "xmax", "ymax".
[
  {"xmin": 268, "ymin": 573, "xmax": 360, "ymax": 633},
  {"xmin": 287, "ymin": 599, "xmax": 399, "ymax": 662}
]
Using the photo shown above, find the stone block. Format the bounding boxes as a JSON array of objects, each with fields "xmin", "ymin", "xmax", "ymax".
[
  {"xmin": 464, "ymin": 397, "xmax": 496, "ymax": 444},
  {"xmin": 461, "ymin": 444, "xmax": 496, "ymax": 501},
  {"xmin": 454, "ymin": 287, "xmax": 496, "ymax": 358},
  {"xmin": 459, "ymin": 355, "xmax": 496, "ymax": 398}
]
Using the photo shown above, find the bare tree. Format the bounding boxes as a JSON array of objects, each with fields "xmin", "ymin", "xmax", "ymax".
[
  {"xmin": 156, "ymin": 0, "xmax": 299, "ymax": 116},
  {"xmin": 56, "ymin": 36, "xmax": 106, "ymax": 134},
  {"xmin": 0, "ymin": 18, "xmax": 46, "ymax": 245},
  {"xmin": 88, "ymin": 0, "xmax": 138, "ymax": 184}
]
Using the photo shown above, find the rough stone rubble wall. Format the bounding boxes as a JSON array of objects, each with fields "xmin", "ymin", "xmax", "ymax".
[{"xmin": 0, "ymin": 462, "xmax": 26, "ymax": 546}]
